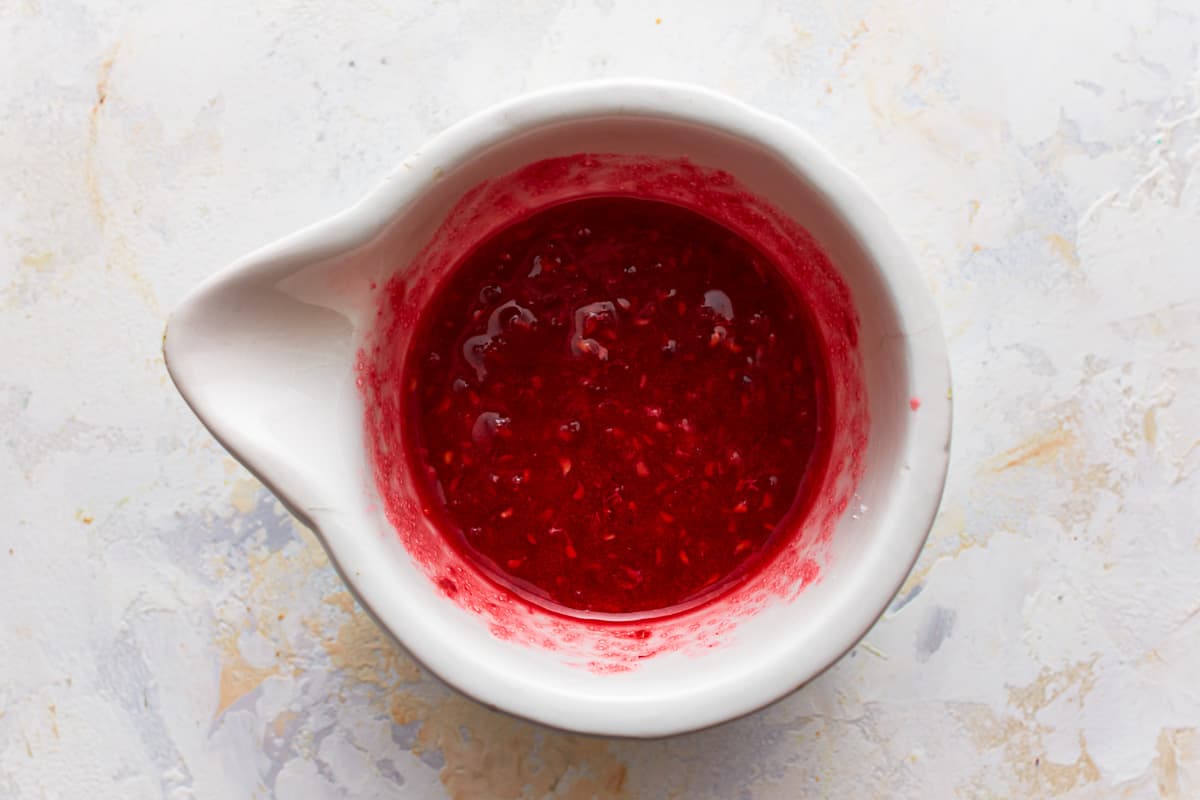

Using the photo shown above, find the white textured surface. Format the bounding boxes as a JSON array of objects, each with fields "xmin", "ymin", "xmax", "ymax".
[{"xmin": 2, "ymin": 1, "xmax": 1199, "ymax": 797}]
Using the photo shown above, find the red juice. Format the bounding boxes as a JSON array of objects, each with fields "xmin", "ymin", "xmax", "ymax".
[{"xmin": 403, "ymin": 196, "xmax": 831, "ymax": 617}]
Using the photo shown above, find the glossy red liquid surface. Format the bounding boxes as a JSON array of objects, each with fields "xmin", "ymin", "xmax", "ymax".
[{"xmin": 405, "ymin": 196, "xmax": 831, "ymax": 616}]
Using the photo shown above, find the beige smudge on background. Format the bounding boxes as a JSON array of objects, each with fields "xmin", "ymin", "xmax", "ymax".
[
  {"xmin": 212, "ymin": 487, "xmax": 330, "ymax": 718},
  {"xmin": 271, "ymin": 709, "xmax": 301, "ymax": 739},
  {"xmin": 390, "ymin": 691, "xmax": 628, "ymax": 800},
  {"xmin": 1144, "ymin": 407, "xmax": 1158, "ymax": 444},
  {"xmin": 1007, "ymin": 659, "xmax": 1097, "ymax": 717},
  {"xmin": 230, "ymin": 476, "xmax": 259, "ymax": 514},
  {"xmin": 1045, "ymin": 233, "xmax": 1081, "ymax": 269},
  {"xmin": 215, "ymin": 629, "xmax": 284, "ymax": 718},
  {"xmin": 838, "ymin": 19, "xmax": 870, "ymax": 69},
  {"xmin": 952, "ymin": 659, "xmax": 1101, "ymax": 795},
  {"xmin": 1154, "ymin": 727, "xmax": 1200, "ymax": 798},
  {"xmin": 322, "ymin": 591, "xmax": 421, "ymax": 685},
  {"xmin": 3, "ymin": 251, "xmax": 57, "ymax": 310},
  {"xmin": 85, "ymin": 46, "xmax": 118, "ymax": 228},
  {"xmin": 992, "ymin": 422, "xmax": 1077, "ymax": 472},
  {"xmin": 21, "ymin": 251, "xmax": 54, "ymax": 270},
  {"xmin": 82, "ymin": 42, "xmax": 161, "ymax": 314},
  {"xmin": 213, "ymin": 479, "xmax": 432, "ymax": 726},
  {"xmin": 316, "ymin": 580, "xmax": 626, "ymax": 798}
]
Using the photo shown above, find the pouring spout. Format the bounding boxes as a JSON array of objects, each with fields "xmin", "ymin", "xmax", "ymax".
[{"xmin": 163, "ymin": 225, "xmax": 379, "ymax": 531}]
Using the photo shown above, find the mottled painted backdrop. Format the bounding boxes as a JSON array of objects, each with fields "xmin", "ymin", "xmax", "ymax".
[{"xmin": 3, "ymin": 1, "xmax": 1199, "ymax": 797}]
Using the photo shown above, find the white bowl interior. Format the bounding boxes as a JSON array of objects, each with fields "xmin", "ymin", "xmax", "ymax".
[{"xmin": 165, "ymin": 83, "xmax": 950, "ymax": 737}]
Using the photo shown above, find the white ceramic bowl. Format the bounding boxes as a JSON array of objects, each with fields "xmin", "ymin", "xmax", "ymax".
[{"xmin": 164, "ymin": 80, "xmax": 951, "ymax": 737}]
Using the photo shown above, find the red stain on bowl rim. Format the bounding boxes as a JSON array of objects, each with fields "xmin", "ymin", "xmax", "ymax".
[{"xmin": 359, "ymin": 154, "xmax": 868, "ymax": 670}]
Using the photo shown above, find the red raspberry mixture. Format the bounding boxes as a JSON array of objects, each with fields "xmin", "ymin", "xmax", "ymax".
[{"xmin": 405, "ymin": 196, "xmax": 830, "ymax": 616}]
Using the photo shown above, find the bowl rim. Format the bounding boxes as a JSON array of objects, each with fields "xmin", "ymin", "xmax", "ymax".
[{"xmin": 166, "ymin": 78, "xmax": 952, "ymax": 737}]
